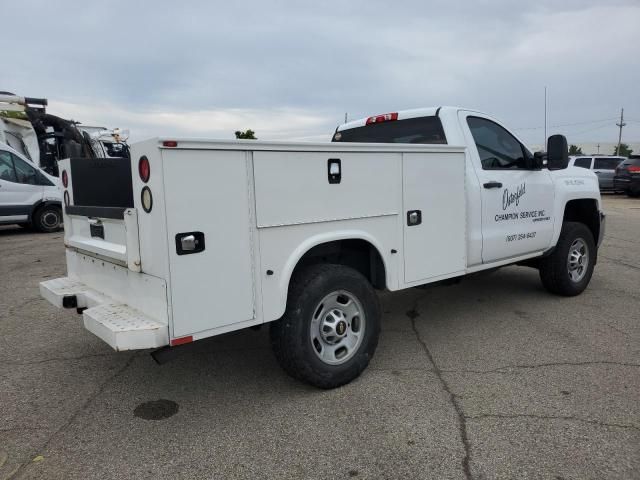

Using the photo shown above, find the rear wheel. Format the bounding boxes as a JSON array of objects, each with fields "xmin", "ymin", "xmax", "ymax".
[
  {"xmin": 539, "ymin": 222, "xmax": 595, "ymax": 296},
  {"xmin": 33, "ymin": 205, "xmax": 62, "ymax": 233},
  {"xmin": 270, "ymin": 264, "xmax": 380, "ymax": 389}
]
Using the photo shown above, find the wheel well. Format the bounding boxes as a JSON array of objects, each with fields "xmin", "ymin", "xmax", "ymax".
[
  {"xmin": 292, "ymin": 239, "xmax": 387, "ymax": 290},
  {"xmin": 563, "ymin": 199, "xmax": 599, "ymax": 242}
]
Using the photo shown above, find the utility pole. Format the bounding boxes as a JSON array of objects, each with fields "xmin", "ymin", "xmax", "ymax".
[
  {"xmin": 544, "ymin": 86, "xmax": 547, "ymax": 146},
  {"xmin": 344, "ymin": 112, "xmax": 348, "ymax": 123},
  {"xmin": 597, "ymin": 143, "xmax": 600, "ymax": 154},
  {"xmin": 616, "ymin": 108, "xmax": 626, "ymax": 155}
]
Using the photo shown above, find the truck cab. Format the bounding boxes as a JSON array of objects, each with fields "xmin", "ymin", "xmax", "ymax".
[
  {"xmin": 334, "ymin": 107, "xmax": 603, "ymax": 265},
  {"xmin": 40, "ymin": 106, "xmax": 604, "ymax": 389}
]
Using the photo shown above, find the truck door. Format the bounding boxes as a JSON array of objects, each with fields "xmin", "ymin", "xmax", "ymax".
[
  {"xmin": 593, "ymin": 157, "xmax": 621, "ymax": 190},
  {"xmin": 460, "ymin": 113, "xmax": 555, "ymax": 263}
]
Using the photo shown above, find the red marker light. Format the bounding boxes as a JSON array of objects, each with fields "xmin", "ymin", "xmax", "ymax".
[
  {"xmin": 138, "ymin": 156, "xmax": 150, "ymax": 183},
  {"xmin": 365, "ymin": 112, "xmax": 398, "ymax": 125},
  {"xmin": 162, "ymin": 140, "xmax": 178, "ymax": 148},
  {"xmin": 628, "ymin": 165, "xmax": 640, "ymax": 173},
  {"xmin": 170, "ymin": 336, "xmax": 193, "ymax": 346},
  {"xmin": 61, "ymin": 170, "xmax": 68, "ymax": 188}
]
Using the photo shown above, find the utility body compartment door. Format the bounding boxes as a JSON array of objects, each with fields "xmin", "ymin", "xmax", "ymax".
[
  {"xmin": 162, "ymin": 149, "xmax": 255, "ymax": 337},
  {"xmin": 402, "ymin": 152, "xmax": 466, "ymax": 283}
]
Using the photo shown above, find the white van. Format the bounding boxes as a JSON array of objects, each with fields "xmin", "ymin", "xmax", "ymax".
[{"xmin": 0, "ymin": 143, "xmax": 62, "ymax": 231}]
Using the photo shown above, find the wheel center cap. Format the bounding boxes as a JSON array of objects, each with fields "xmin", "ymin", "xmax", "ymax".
[{"xmin": 336, "ymin": 320, "xmax": 347, "ymax": 336}]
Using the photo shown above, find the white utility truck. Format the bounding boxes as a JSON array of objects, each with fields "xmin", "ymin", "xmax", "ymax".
[{"xmin": 40, "ymin": 107, "xmax": 604, "ymax": 388}]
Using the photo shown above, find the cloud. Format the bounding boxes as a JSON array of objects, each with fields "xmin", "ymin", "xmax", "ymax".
[
  {"xmin": 1, "ymin": 0, "xmax": 639, "ymax": 145},
  {"xmin": 50, "ymin": 100, "xmax": 336, "ymax": 141}
]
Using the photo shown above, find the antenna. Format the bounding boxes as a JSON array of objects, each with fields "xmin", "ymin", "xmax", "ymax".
[{"xmin": 544, "ymin": 86, "xmax": 547, "ymax": 146}]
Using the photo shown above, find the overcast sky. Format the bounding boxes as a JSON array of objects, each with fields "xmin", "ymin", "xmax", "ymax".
[{"xmin": 3, "ymin": 0, "xmax": 639, "ymax": 148}]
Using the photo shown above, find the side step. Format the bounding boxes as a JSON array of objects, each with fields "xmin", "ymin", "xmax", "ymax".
[
  {"xmin": 40, "ymin": 277, "xmax": 108, "ymax": 309},
  {"xmin": 83, "ymin": 303, "xmax": 168, "ymax": 351},
  {"xmin": 40, "ymin": 277, "xmax": 169, "ymax": 351}
]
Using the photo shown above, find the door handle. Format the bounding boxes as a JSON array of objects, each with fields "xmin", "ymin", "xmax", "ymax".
[
  {"xmin": 181, "ymin": 235, "xmax": 197, "ymax": 251},
  {"xmin": 406, "ymin": 210, "xmax": 422, "ymax": 226},
  {"xmin": 483, "ymin": 181, "xmax": 503, "ymax": 189},
  {"xmin": 594, "ymin": 171, "xmax": 601, "ymax": 174},
  {"xmin": 175, "ymin": 231, "xmax": 205, "ymax": 255}
]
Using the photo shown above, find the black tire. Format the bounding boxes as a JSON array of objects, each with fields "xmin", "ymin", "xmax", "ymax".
[
  {"xmin": 627, "ymin": 189, "xmax": 640, "ymax": 198},
  {"xmin": 539, "ymin": 222, "xmax": 596, "ymax": 296},
  {"xmin": 33, "ymin": 205, "xmax": 62, "ymax": 233},
  {"xmin": 270, "ymin": 264, "xmax": 381, "ymax": 389}
]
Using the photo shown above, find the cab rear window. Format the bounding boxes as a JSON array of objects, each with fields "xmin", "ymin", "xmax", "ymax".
[{"xmin": 333, "ymin": 116, "xmax": 447, "ymax": 144}]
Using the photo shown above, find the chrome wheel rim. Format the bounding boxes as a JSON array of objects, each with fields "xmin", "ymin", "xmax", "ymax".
[
  {"xmin": 42, "ymin": 211, "xmax": 60, "ymax": 229},
  {"xmin": 567, "ymin": 238, "xmax": 589, "ymax": 283},
  {"xmin": 310, "ymin": 290, "xmax": 366, "ymax": 365}
]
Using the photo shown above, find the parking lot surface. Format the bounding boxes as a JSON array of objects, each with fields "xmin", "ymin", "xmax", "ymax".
[{"xmin": 1, "ymin": 195, "xmax": 638, "ymax": 480}]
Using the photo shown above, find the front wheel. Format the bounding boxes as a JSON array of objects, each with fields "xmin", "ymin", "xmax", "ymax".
[
  {"xmin": 33, "ymin": 205, "xmax": 62, "ymax": 233},
  {"xmin": 270, "ymin": 264, "xmax": 381, "ymax": 389},
  {"xmin": 539, "ymin": 222, "xmax": 596, "ymax": 296}
]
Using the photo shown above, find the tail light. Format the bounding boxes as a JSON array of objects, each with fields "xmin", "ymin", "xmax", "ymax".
[
  {"xmin": 63, "ymin": 190, "xmax": 70, "ymax": 207},
  {"xmin": 628, "ymin": 165, "xmax": 640, "ymax": 173},
  {"xmin": 366, "ymin": 112, "xmax": 398, "ymax": 125},
  {"xmin": 141, "ymin": 186, "xmax": 153, "ymax": 213},
  {"xmin": 61, "ymin": 170, "xmax": 68, "ymax": 188},
  {"xmin": 138, "ymin": 156, "xmax": 150, "ymax": 183}
]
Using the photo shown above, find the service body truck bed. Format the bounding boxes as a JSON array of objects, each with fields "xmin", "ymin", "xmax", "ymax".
[{"xmin": 41, "ymin": 107, "xmax": 604, "ymax": 388}]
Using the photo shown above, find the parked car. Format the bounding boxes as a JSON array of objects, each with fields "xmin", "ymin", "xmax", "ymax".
[
  {"xmin": 569, "ymin": 156, "xmax": 625, "ymax": 192},
  {"xmin": 0, "ymin": 143, "xmax": 62, "ymax": 231},
  {"xmin": 613, "ymin": 155, "xmax": 640, "ymax": 197}
]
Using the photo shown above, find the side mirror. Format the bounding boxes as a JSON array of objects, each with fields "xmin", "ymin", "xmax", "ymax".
[
  {"xmin": 547, "ymin": 134, "xmax": 569, "ymax": 170},
  {"xmin": 533, "ymin": 151, "xmax": 546, "ymax": 169}
]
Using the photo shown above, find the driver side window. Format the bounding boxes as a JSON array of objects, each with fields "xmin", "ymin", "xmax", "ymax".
[
  {"xmin": 12, "ymin": 154, "xmax": 38, "ymax": 185},
  {"xmin": 0, "ymin": 151, "xmax": 18, "ymax": 182},
  {"xmin": 467, "ymin": 117, "xmax": 531, "ymax": 170}
]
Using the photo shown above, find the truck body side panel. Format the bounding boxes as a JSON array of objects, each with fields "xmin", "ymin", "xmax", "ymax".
[
  {"xmin": 258, "ymin": 216, "xmax": 400, "ymax": 321},
  {"xmin": 402, "ymin": 152, "xmax": 466, "ymax": 282},
  {"xmin": 162, "ymin": 149, "xmax": 255, "ymax": 337},
  {"xmin": 253, "ymin": 151, "xmax": 400, "ymax": 227}
]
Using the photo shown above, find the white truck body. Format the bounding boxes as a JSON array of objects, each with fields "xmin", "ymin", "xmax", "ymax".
[{"xmin": 40, "ymin": 106, "xmax": 604, "ymax": 385}]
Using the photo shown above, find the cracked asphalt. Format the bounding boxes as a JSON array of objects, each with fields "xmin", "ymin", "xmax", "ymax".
[{"xmin": 1, "ymin": 195, "xmax": 639, "ymax": 480}]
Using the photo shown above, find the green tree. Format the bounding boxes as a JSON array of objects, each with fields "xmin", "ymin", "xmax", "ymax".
[
  {"xmin": 235, "ymin": 129, "xmax": 257, "ymax": 139},
  {"xmin": 613, "ymin": 143, "xmax": 633, "ymax": 157},
  {"xmin": 568, "ymin": 144, "xmax": 583, "ymax": 155}
]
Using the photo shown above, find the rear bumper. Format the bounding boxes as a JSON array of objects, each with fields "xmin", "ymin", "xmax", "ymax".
[
  {"xmin": 40, "ymin": 277, "xmax": 169, "ymax": 351},
  {"xmin": 613, "ymin": 177, "xmax": 640, "ymax": 191}
]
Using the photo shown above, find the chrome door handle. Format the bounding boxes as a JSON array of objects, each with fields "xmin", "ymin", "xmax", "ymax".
[
  {"xmin": 175, "ymin": 231, "xmax": 206, "ymax": 255},
  {"xmin": 180, "ymin": 235, "xmax": 197, "ymax": 251}
]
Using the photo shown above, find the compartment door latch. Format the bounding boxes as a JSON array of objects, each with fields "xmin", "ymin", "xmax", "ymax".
[{"xmin": 175, "ymin": 232, "xmax": 205, "ymax": 255}]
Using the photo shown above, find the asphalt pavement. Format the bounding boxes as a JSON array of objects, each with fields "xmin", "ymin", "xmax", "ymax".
[{"xmin": 1, "ymin": 195, "xmax": 638, "ymax": 479}]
